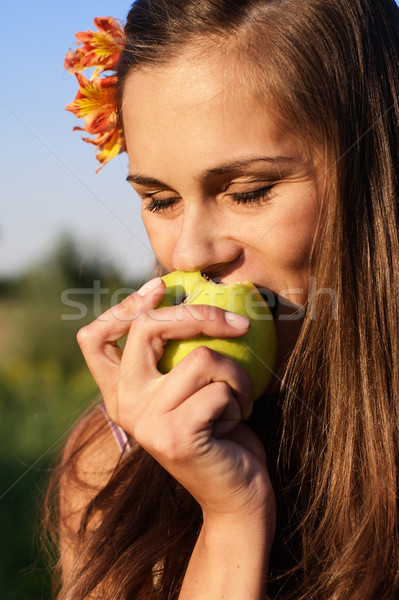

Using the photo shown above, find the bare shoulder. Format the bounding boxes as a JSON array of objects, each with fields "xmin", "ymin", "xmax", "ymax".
[{"xmin": 59, "ymin": 404, "xmax": 125, "ymax": 579}]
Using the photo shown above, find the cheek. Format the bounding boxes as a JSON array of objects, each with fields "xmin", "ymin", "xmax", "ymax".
[
  {"xmin": 274, "ymin": 192, "xmax": 320, "ymax": 270},
  {"xmin": 270, "ymin": 227, "xmax": 315, "ymax": 271},
  {"xmin": 261, "ymin": 218, "xmax": 317, "ymax": 274},
  {"xmin": 255, "ymin": 197, "xmax": 320, "ymax": 303}
]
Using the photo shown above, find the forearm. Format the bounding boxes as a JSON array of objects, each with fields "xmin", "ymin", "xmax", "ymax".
[{"xmin": 179, "ymin": 512, "xmax": 273, "ymax": 600}]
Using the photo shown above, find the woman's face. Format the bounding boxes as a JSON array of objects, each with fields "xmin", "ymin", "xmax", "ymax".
[{"xmin": 122, "ymin": 50, "xmax": 327, "ymax": 375}]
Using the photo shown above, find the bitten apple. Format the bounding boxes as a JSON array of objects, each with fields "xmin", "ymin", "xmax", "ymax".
[{"xmin": 156, "ymin": 270, "xmax": 277, "ymax": 400}]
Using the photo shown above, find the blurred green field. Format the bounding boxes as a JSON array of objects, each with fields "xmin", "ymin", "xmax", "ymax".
[{"xmin": 0, "ymin": 238, "xmax": 143, "ymax": 599}]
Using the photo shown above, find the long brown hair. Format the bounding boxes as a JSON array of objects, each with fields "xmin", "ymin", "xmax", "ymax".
[{"xmin": 45, "ymin": 1, "xmax": 399, "ymax": 597}]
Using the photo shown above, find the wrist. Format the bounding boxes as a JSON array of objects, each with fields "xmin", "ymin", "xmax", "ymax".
[
  {"xmin": 179, "ymin": 512, "xmax": 274, "ymax": 600},
  {"xmin": 202, "ymin": 505, "xmax": 275, "ymax": 561},
  {"xmin": 201, "ymin": 471, "xmax": 276, "ymax": 534}
]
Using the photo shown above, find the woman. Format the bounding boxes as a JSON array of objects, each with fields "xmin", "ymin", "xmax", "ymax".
[{"xmin": 46, "ymin": 0, "xmax": 399, "ymax": 598}]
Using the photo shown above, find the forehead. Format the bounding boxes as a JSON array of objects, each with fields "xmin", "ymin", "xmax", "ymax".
[
  {"xmin": 122, "ymin": 42, "xmax": 248, "ymax": 109},
  {"xmin": 121, "ymin": 50, "xmax": 303, "ymax": 175}
]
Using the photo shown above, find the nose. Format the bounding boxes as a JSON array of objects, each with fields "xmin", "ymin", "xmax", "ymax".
[{"xmin": 171, "ymin": 204, "xmax": 242, "ymax": 275}]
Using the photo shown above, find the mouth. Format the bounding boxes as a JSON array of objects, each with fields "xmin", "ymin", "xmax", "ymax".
[{"xmin": 206, "ymin": 273, "xmax": 278, "ymax": 319}]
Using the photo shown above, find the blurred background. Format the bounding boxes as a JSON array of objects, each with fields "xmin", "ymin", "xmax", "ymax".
[{"xmin": 1, "ymin": 1, "xmax": 154, "ymax": 598}]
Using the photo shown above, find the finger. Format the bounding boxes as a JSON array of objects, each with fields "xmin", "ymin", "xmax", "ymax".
[
  {"xmin": 115, "ymin": 346, "xmax": 252, "ymax": 439},
  {"xmin": 171, "ymin": 382, "xmax": 241, "ymax": 447},
  {"xmin": 161, "ymin": 346, "xmax": 253, "ymax": 420},
  {"xmin": 76, "ymin": 277, "xmax": 165, "ymax": 391},
  {"xmin": 137, "ymin": 381, "xmax": 242, "ymax": 461},
  {"xmin": 204, "ymin": 383, "xmax": 243, "ymax": 439},
  {"xmin": 121, "ymin": 303, "xmax": 250, "ymax": 381}
]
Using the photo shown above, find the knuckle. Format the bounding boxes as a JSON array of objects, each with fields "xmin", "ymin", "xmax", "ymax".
[
  {"xmin": 163, "ymin": 436, "xmax": 191, "ymax": 463},
  {"xmin": 152, "ymin": 433, "xmax": 180, "ymax": 461},
  {"xmin": 187, "ymin": 303, "xmax": 218, "ymax": 322},
  {"xmin": 188, "ymin": 345, "xmax": 215, "ymax": 368},
  {"xmin": 137, "ymin": 422, "xmax": 185, "ymax": 462},
  {"xmin": 114, "ymin": 294, "xmax": 141, "ymax": 321},
  {"xmin": 119, "ymin": 294, "xmax": 137, "ymax": 311},
  {"xmin": 76, "ymin": 324, "xmax": 93, "ymax": 348},
  {"xmin": 212, "ymin": 380, "xmax": 233, "ymax": 398}
]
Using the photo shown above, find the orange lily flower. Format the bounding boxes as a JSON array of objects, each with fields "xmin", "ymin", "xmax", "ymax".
[
  {"xmin": 66, "ymin": 73, "xmax": 118, "ymax": 133},
  {"xmin": 83, "ymin": 128, "xmax": 125, "ymax": 172},
  {"xmin": 64, "ymin": 17, "xmax": 124, "ymax": 74},
  {"xmin": 66, "ymin": 72, "xmax": 125, "ymax": 170},
  {"xmin": 65, "ymin": 17, "xmax": 126, "ymax": 170}
]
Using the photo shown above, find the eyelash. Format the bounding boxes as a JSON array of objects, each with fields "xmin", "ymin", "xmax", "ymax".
[
  {"xmin": 144, "ymin": 185, "xmax": 274, "ymax": 213},
  {"xmin": 231, "ymin": 185, "xmax": 274, "ymax": 205}
]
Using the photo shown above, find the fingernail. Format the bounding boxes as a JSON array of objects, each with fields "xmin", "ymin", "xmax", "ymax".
[
  {"xmin": 225, "ymin": 312, "xmax": 250, "ymax": 329},
  {"xmin": 136, "ymin": 277, "xmax": 162, "ymax": 296}
]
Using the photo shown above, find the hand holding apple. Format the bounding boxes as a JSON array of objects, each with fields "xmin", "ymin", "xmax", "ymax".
[
  {"xmin": 156, "ymin": 271, "xmax": 277, "ymax": 400},
  {"xmin": 77, "ymin": 273, "xmax": 275, "ymax": 532}
]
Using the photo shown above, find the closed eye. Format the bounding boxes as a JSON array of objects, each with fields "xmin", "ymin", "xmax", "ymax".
[
  {"xmin": 230, "ymin": 185, "xmax": 274, "ymax": 205},
  {"xmin": 143, "ymin": 184, "xmax": 275, "ymax": 214},
  {"xmin": 144, "ymin": 196, "xmax": 179, "ymax": 213}
]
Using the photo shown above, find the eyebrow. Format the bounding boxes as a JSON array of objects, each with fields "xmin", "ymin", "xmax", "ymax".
[{"xmin": 126, "ymin": 155, "xmax": 296, "ymax": 187}]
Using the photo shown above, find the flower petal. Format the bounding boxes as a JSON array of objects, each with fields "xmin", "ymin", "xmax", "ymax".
[{"xmin": 64, "ymin": 16, "xmax": 126, "ymax": 170}]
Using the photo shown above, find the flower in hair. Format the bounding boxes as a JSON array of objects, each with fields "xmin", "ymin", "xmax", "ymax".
[{"xmin": 65, "ymin": 17, "xmax": 126, "ymax": 171}]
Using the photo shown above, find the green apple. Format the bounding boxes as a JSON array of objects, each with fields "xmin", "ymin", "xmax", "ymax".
[{"xmin": 156, "ymin": 270, "xmax": 277, "ymax": 400}]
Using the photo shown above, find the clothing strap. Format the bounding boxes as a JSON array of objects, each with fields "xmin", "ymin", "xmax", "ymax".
[{"xmin": 100, "ymin": 403, "xmax": 131, "ymax": 455}]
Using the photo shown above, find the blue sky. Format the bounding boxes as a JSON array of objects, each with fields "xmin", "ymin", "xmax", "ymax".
[
  {"xmin": 2, "ymin": 1, "xmax": 399, "ymax": 280},
  {"xmin": 1, "ymin": 0, "xmax": 153, "ymax": 280}
]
